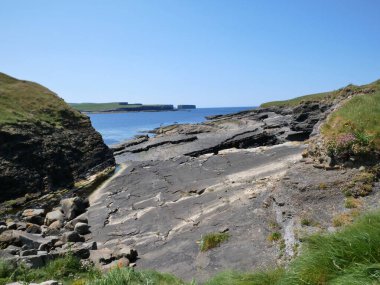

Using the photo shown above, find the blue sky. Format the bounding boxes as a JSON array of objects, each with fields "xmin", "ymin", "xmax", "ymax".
[{"xmin": 1, "ymin": 0, "xmax": 380, "ymax": 107}]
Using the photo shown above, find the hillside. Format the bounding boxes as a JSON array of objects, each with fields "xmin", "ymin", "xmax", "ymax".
[
  {"xmin": 0, "ymin": 73, "xmax": 115, "ymax": 201},
  {"xmin": 0, "ymin": 73, "xmax": 85, "ymax": 126}
]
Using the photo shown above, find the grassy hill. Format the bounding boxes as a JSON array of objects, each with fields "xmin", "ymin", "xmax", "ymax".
[{"xmin": 0, "ymin": 73, "xmax": 85, "ymax": 126}]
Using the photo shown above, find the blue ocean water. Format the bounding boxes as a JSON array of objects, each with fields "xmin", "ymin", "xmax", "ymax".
[{"xmin": 88, "ymin": 107, "xmax": 254, "ymax": 145}]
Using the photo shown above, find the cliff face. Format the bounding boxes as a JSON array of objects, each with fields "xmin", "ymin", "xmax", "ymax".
[{"xmin": 0, "ymin": 73, "xmax": 115, "ymax": 201}]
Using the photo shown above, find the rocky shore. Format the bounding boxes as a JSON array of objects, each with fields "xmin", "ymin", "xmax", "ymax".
[
  {"xmin": 83, "ymin": 99, "xmax": 378, "ymax": 282},
  {"xmin": 1, "ymin": 80, "xmax": 379, "ymax": 283}
]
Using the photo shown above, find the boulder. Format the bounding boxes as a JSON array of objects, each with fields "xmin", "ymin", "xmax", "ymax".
[
  {"xmin": 74, "ymin": 222, "xmax": 90, "ymax": 235},
  {"xmin": 61, "ymin": 197, "xmax": 87, "ymax": 221},
  {"xmin": 0, "ymin": 230, "xmax": 20, "ymax": 249},
  {"xmin": 44, "ymin": 210, "xmax": 64, "ymax": 226},
  {"xmin": 14, "ymin": 231, "xmax": 58, "ymax": 250},
  {"xmin": 61, "ymin": 231, "xmax": 84, "ymax": 243},
  {"xmin": 4, "ymin": 245, "xmax": 21, "ymax": 255},
  {"xmin": 22, "ymin": 209, "xmax": 46, "ymax": 225}
]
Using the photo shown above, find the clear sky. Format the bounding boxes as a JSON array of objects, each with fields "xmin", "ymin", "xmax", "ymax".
[{"xmin": 1, "ymin": 0, "xmax": 380, "ymax": 107}]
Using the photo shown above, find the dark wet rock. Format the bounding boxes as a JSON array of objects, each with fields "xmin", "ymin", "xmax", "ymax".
[{"xmin": 20, "ymin": 249, "xmax": 38, "ymax": 256}]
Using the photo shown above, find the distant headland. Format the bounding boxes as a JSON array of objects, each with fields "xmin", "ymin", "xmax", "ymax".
[{"xmin": 70, "ymin": 102, "xmax": 196, "ymax": 113}]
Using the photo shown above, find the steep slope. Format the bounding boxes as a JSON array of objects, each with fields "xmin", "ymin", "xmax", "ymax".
[{"xmin": 0, "ymin": 73, "xmax": 115, "ymax": 201}]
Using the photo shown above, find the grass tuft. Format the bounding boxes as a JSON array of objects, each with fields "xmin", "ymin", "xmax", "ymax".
[{"xmin": 200, "ymin": 232, "xmax": 230, "ymax": 252}]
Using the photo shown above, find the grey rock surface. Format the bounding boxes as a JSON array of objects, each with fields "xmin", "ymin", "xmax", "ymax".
[{"xmin": 88, "ymin": 143, "xmax": 305, "ymax": 281}]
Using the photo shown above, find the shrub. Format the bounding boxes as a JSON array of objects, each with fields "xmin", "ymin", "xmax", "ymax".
[
  {"xmin": 200, "ymin": 232, "xmax": 230, "ymax": 252},
  {"xmin": 326, "ymin": 130, "xmax": 374, "ymax": 160}
]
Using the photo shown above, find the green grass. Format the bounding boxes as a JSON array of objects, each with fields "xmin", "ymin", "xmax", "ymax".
[
  {"xmin": 204, "ymin": 269, "xmax": 285, "ymax": 285},
  {"xmin": 87, "ymin": 268, "xmax": 189, "ymax": 285},
  {"xmin": 0, "ymin": 254, "xmax": 100, "ymax": 285},
  {"xmin": 0, "ymin": 72, "xmax": 85, "ymax": 126},
  {"xmin": 200, "ymin": 232, "xmax": 230, "ymax": 252}
]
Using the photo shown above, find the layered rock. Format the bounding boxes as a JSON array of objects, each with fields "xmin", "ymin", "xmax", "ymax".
[{"xmin": 0, "ymin": 73, "xmax": 115, "ymax": 201}]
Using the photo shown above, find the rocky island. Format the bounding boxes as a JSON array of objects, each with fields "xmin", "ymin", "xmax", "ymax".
[
  {"xmin": 70, "ymin": 103, "xmax": 197, "ymax": 113},
  {"xmin": 0, "ymin": 74, "xmax": 379, "ymax": 285}
]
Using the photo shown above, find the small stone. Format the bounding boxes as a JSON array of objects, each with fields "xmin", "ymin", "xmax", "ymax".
[{"xmin": 359, "ymin": 166, "xmax": 366, "ymax": 171}]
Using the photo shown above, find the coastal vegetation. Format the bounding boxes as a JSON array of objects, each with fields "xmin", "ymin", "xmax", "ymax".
[{"xmin": 262, "ymin": 79, "xmax": 380, "ymax": 153}]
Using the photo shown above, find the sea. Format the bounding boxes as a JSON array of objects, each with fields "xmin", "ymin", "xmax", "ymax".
[{"xmin": 88, "ymin": 107, "xmax": 254, "ymax": 145}]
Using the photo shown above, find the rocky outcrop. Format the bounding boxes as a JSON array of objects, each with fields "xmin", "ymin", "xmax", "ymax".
[
  {"xmin": 113, "ymin": 101, "xmax": 332, "ymax": 163},
  {"xmin": 0, "ymin": 73, "xmax": 115, "ymax": 201}
]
